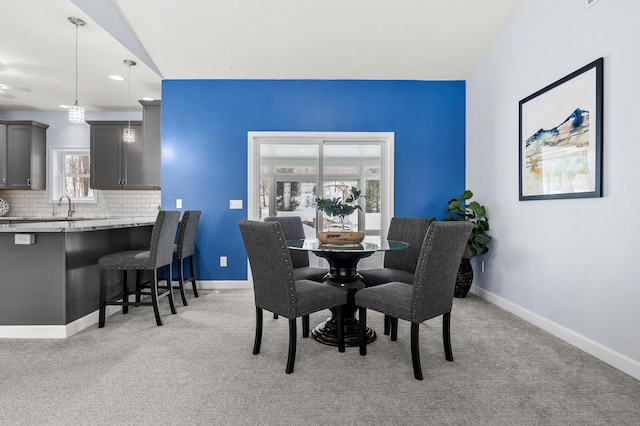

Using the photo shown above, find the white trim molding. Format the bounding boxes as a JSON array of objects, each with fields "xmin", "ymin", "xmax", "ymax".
[
  {"xmin": 472, "ymin": 286, "xmax": 640, "ymax": 381},
  {"xmin": 247, "ymin": 131, "xmax": 395, "ymax": 225},
  {"xmin": 0, "ymin": 305, "xmax": 121, "ymax": 339},
  {"xmin": 196, "ymin": 280, "xmax": 252, "ymax": 290},
  {"xmin": 0, "ymin": 284, "xmax": 251, "ymax": 339}
]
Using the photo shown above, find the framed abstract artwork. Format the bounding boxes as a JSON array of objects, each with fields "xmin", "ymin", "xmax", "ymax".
[{"xmin": 519, "ymin": 57, "xmax": 603, "ymax": 201}]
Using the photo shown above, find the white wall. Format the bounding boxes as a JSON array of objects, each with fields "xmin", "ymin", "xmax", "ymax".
[{"xmin": 466, "ymin": 0, "xmax": 640, "ymax": 379}]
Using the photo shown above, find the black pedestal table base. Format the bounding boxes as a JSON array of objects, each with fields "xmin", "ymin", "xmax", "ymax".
[
  {"xmin": 287, "ymin": 238, "xmax": 409, "ymax": 348},
  {"xmin": 311, "ymin": 308, "xmax": 376, "ymax": 347},
  {"xmin": 311, "ymin": 251, "xmax": 376, "ymax": 347}
]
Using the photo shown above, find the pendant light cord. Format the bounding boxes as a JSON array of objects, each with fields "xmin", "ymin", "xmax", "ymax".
[
  {"xmin": 127, "ymin": 61, "xmax": 131, "ymax": 128},
  {"xmin": 74, "ymin": 22, "xmax": 79, "ymax": 102}
]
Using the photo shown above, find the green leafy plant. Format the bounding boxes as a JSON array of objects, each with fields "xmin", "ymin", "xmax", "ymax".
[
  {"xmin": 316, "ymin": 186, "xmax": 364, "ymax": 231},
  {"xmin": 445, "ymin": 190, "xmax": 491, "ymax": 261}
]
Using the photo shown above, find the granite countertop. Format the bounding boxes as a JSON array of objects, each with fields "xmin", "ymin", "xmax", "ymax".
[{"xmin": 0, "ymin": 217, "xmax": 156, "ymax": 233}]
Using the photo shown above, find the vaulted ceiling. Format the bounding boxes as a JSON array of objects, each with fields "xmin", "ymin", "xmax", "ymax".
[{"xmin": 0, "ymin": 0, "xmax": 520, "ymax": 112}]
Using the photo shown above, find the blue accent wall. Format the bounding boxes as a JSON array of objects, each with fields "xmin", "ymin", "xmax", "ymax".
[{"xmin": 162, "ymin": 80, "xmax": 465, "ymax": 281}]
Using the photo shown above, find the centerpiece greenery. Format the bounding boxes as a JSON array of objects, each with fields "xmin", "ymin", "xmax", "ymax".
[
  {"xmin": 444, "ymin": 190, "xmax": 491, "ymax": 297},
  {"xmin": 315, "ymin": 186, "xmax": 364, "ymax": 232}
]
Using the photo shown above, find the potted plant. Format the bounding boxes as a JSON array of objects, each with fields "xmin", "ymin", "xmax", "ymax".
[
  {"xmin": 444, "ymin": 190, "xmax": 492, "ymax": 297},
  {"xmin": 315, "ymin": 186, "xmax": 365, "ymax": 243}
]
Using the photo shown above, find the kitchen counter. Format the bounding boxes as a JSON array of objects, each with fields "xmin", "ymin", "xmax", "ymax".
[
  {"xmin": 0, "ymin": 217, "xmax": 155, "ymax": 233},
  {"xmin": 0, "ymin": 218, "xmax": 155, "ymax": 337}
]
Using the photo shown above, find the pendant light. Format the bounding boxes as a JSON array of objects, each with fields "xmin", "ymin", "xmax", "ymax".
[
  {"xmin": 68, "ymin": 17, "xmax": 86, "ymax": 124},
  {"xmin": 123, "ymin": 59, "xmax": 137, "ymax": 143}
]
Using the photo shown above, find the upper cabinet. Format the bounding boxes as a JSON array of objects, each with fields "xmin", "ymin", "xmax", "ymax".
[
  {"xmin": 89, "ymin": 121, "xmax": 142, "ymax": 189},
  {"xmin": 140, "ymin": 100, "xmax": 161, "ymax": 186},
  {"xmin": 0, "ymin": 124, "xmax": 5, "ymax": 189},
  {"xmin": 89, "ymin": 100, "xmax": 161, "ymax": 190},
  {"xmin": 0, "ymin": 121, "xmax": 48, "ymax": 190}
]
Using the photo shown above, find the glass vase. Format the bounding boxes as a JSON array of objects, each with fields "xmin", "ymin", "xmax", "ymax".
[{"xmin": 327, "ymin": 216, "xmax": 353, "ymax": 232}]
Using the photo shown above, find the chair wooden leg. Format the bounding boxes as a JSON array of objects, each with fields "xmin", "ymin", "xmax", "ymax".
[
  {"xmin": 135, "ymin": 270, "xmax": 141, "ymax": 306},
  {"xmin": 336, "ymin": 306, "xmax": 345, "ymax": 353},
  {"xmin": 122, "ymin": 270, "xmax": 129, "ymax": 314},
  {"xmin": 390, "ymin": 317, "xmax": 398, "ymax": 341},
  {"xmin": 177, "ymin": 258, "xmax": 188, "ymax": 306},
  {"xmin": 286, "ymin": 319, "xmax": 297, "ymax": 374},
  {"xmin": 358, "ymin": 307, "xmax": 367, "ymax": 356},
  {"xmin": 253, "ymin": 307, "xmax": 263, "ymax": 355},
  {"xmin": 384, "ymin": 314, "xmax": 390, "ymax": 335},
  {"xmin": 189, "ymin": 256, "xmax": 199, "ymax": 297},
  {"xmin": 411, "ymin": 322, "xmax": 423, "ymax": 380},
  {"xmin": 150, "ymin": 271, "xmax": 163, "ymax": 326},
  {"xmin": 443, "ymin": 312, "xmax": 453, "ymax": 362},
  {"xmin": 98, "ymin": 269, "xmax": 107, "ymax": 328},
  {"xmin": 302, "ymin": 315, "xmax": 309, "ymax": 338},
  {"xmin": 166, "ymin": 265, "xmax": 177, "ymax": 315}
]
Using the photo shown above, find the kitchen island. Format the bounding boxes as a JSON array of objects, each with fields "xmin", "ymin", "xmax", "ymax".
[{"xmin": 0, "ymin": 218, "xmax": 155, "ymax": 338}]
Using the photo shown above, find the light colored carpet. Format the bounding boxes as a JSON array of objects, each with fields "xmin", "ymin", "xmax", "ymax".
[{"xmin": 1, "ymin": 290, "xmax": 639, "ymax": 425}]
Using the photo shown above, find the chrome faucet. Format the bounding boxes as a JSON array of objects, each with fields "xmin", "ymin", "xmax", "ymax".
[{"xmin": 58, "ymin": 196, "xmax": 75, "ymax": 218}]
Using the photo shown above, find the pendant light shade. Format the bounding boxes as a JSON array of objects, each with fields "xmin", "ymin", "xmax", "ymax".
[
  {"xmin": 123, "ymin": 59, "xmax": 137, "ymax": 143},
  {"xmin": 68, "ymin": 100, "xmax": 85, "ymax": 124},
  {"xmin": 123, "ymin": 127, "xmax": 135, "ymax": 143},
  {"xmin": 68, "ymin": 17, "xmax": 86, "ymax": 124}
]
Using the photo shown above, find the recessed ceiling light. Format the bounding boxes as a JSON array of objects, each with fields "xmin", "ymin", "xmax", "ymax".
[
  {"xmin": 59, "ymin": 104, "xmax": 70, "ymax": 109},
  {"xmin": 142, "ymin": 97, "xmax": 154, "ymax": 101},
  {"xmin": 110, "ymin": 75, "xmax": 125, "ymax": 81}
]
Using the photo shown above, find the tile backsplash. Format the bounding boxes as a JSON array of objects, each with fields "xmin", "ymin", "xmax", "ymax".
[{"xmin": 0, "ymin": 189, "xmax": 161, "ymax": 218}]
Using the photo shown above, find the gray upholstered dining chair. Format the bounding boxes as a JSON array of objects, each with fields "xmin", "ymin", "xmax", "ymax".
[
  {"xmin": 173, "ymin": 210, "xmax": 201, "ymax": 305},
  {"xmin": 355, "ymin": 221, "xmax": 473, "ymax": 380},
  {"xmin": 359, "ymin": 217, "xmax": 432, "ymax": 336},
  {"xmin": 238, "ymin": 220, "xmax": 347, "ymax": 374},
  {"xmin": 98, "ymin": 210, "xmax": 181, "ymax": 327},
  {"xmin": 264, "ymin": 216, "xmax": 328, "ymax": 282},
  {"xmin": 264, "ymin": 215, "xmax": 329, "ymax": 335}
]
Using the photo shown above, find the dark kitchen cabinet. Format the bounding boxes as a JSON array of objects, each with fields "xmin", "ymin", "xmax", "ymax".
[
  {"xmin": 0, "ymin": 124, "xmax": 5, "ymax": 189},
  {"xmin": 139, "ymin": 100, "xmax": 161, "ymax": 187},
  {"xmin": 0, "ymin": 121, "xmax": 48, "ymax": 190},
  {"xmin": 89, "ymin": 120, "xmax": 159, "ymax": 190}
]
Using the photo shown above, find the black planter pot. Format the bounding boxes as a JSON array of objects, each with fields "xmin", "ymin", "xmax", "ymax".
[{"xmin": 454, "ymin": 259, "xmax": 473, "ymax": 298}]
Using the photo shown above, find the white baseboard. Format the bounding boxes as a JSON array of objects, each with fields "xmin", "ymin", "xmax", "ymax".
[
  {"xmin": 0, "ymin": 305, "xmax": 121, "ymax": 339},
  {"xmin": 472, "ymin": 286, "xmax": 640, "ymax": 381},
  {"xmin": 196, "ymin": 280, "xmax": 251, "ymax": 290},
  {"xmin": 0, "ymin": 282, "xmax": 250, "ymax": 339},
  {"xmin": 0, "ymin": 325, "xmax": 67, "ymax": 339}
]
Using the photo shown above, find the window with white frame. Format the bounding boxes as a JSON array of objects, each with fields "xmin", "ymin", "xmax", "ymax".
[{"xmin": 50, "ymin": 148, "xmax": 97, "ymax": 203}]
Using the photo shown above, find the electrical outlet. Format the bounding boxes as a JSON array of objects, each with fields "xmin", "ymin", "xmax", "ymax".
[
  {"xmin": 176, "ymin": 199, "xmax": 182, "ymax": 208},
  {"xmin": 220, "ymin": 256, "xmax": 227, "ymax": 267},
  {"xmin": 229, "ymin": 200, "xmax": 243, "ymax": 209},
  {"xmin": 15, "ymin": 234, "xmax": 35, "ymax": 245}
]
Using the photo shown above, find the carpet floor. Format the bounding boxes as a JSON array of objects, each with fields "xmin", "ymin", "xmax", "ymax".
[{"xmin": 1, "ymin": 289, "xmax": 639, "ymax": 425}]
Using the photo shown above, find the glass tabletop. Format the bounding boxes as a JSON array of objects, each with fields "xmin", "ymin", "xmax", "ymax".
[{"xmin": 287, "ymin": 237, "xmax": 409, "ymax": 253}]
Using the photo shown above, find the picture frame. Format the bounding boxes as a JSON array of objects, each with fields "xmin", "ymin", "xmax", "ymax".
[{"xmin": 519, "ymin": 57, "xmax": 603, "ymax": 201}]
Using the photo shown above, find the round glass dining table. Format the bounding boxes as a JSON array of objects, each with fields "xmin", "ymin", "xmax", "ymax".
[{"xmin": 288, "ymin": 237, "xmax": 409, "ymax": 347}]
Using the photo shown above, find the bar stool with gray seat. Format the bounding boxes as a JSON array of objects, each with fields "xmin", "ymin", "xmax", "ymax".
[
  {"xmin": 359, "ymin": 217, "xmax": 432, "ymax": 336},
  {"xmin": 98, "ymin": 210, "xmax": 181, "ymax": 327},
  {"xmin": 238, "ymin": 220, "xmax": 347, "ymax": 374},
  {"xmin": 173, "ymin": 210, "xmax": 201, "ymax": 306}
]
